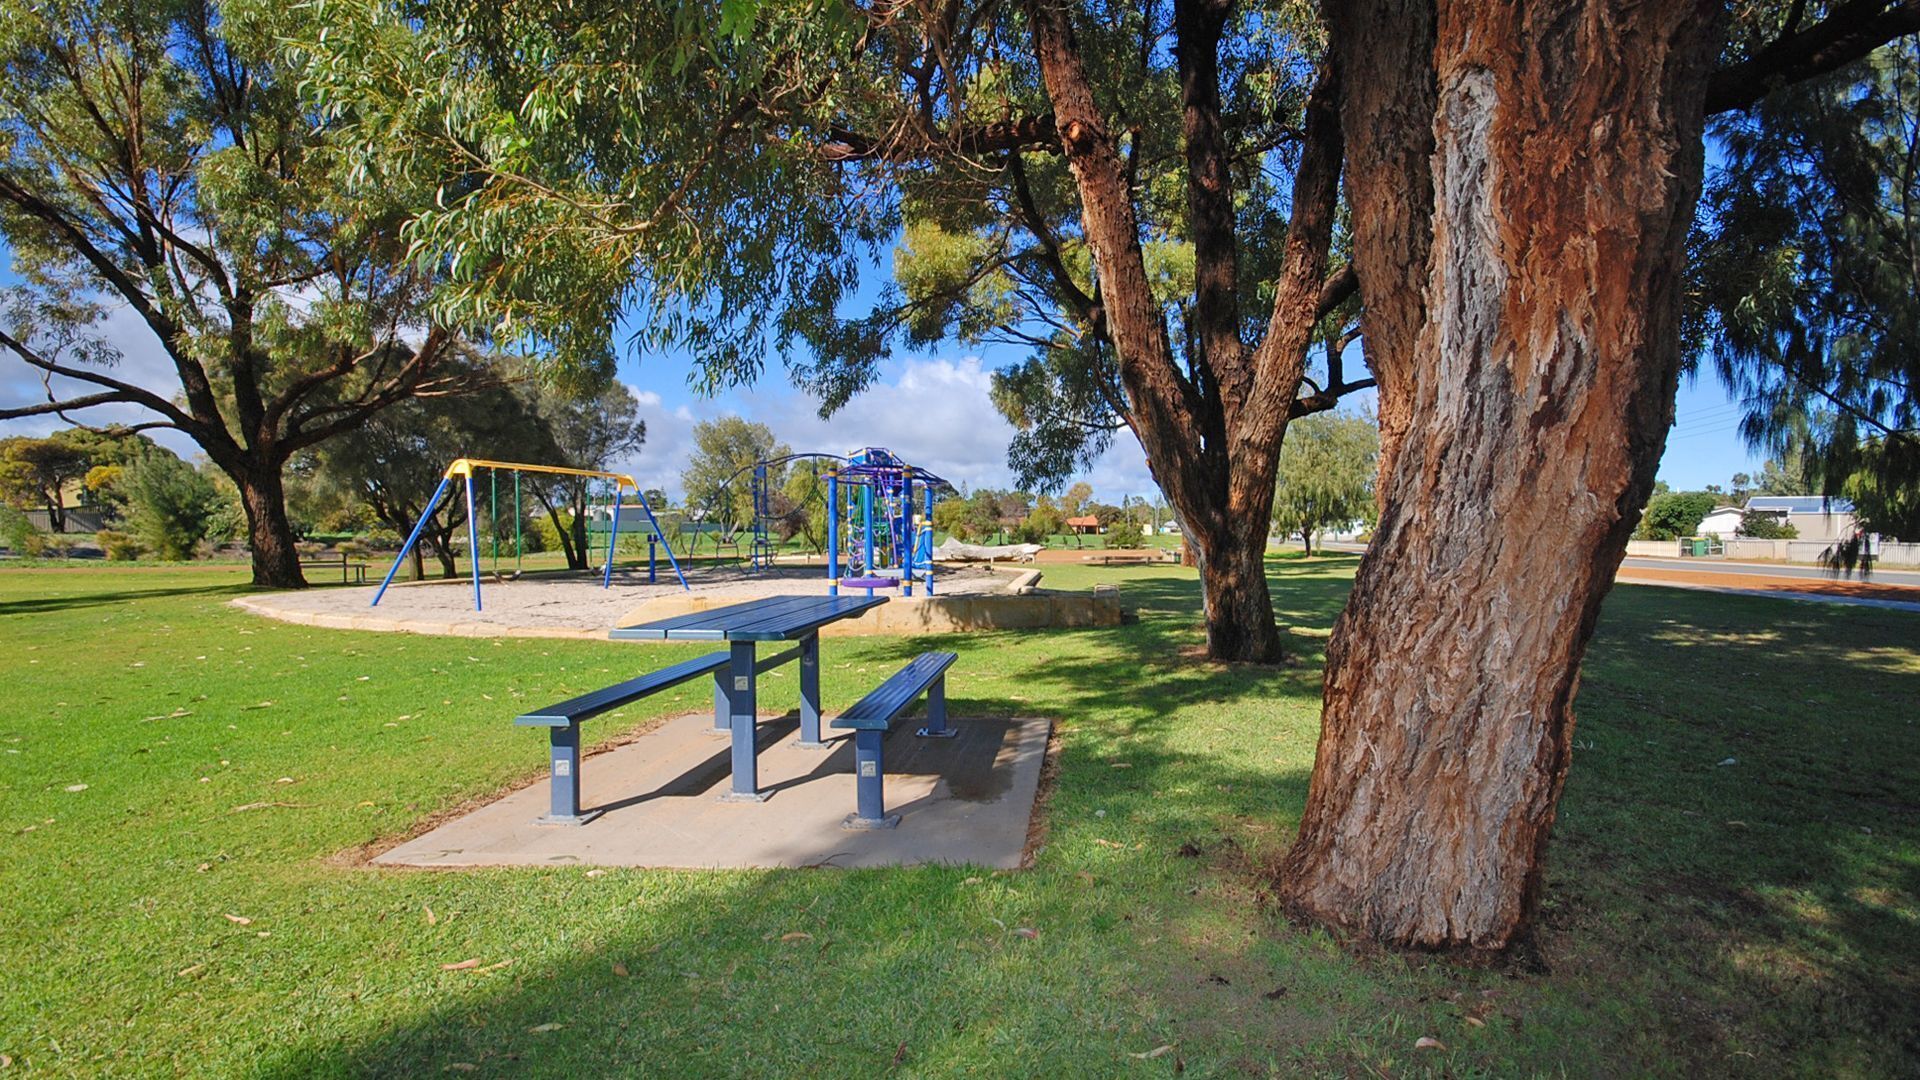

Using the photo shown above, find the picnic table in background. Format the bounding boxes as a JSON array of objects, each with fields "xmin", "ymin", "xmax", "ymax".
[{"xmin": 609, "ymin": 595, "xmax": 888, "ymax": 800}]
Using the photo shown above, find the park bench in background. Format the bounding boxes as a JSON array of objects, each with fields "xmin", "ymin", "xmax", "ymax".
[
  {"xmin": 831, "ymin": 650, "xmax": 958, "ymax": 830},
  {"xmin": 515, "ymin": 651, "xmax": 729, "ymax": 824},
  {"xmin": 300, "ymin": 550, "xmax": 370, "ymax": 584}
]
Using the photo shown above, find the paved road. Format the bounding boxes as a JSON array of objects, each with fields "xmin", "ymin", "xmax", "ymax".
[{"xmin": 1618, "ymin": 557, "xmax": 1920, "ymax": 587}]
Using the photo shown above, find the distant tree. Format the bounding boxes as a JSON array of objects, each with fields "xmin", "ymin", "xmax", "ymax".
[
  {"xmin": 1638, "ymin": 492, "xmax": 1721, "ymax": 541},
  {"xmin": 1107, "ymin": 519, "xmax": 1145, "ymax": 549},
  {"xmin": 1271, "ymin": 412, "xmax": 1379, "ymax": 556},
  {"xmin": 0, "ymin": 433, "xmax": 93, "ymax": 531},
  {"xmin": 526, "ymin": 379, "xmax": 648, "ymax": 571},
  {"xmin": 122, "ymin": 452, "xmax": 219, "ymax": 560},
  {"xmin": 1754, "ymin": 451, "xmax": 1807, "ymax": 495},
  {"xmin": 1019, "ymin": 503, "xmax": 1065, "ymax": 544},
  {"xmin": 0, "ymin": 2, "xmax": 479, "ymax": 586},
  {"xmin": 1086, "ymin": 502, "xmax": 1124, "ymax": 527},
  {"xmin": 1059, "ymin": 482, "xmax": 1095, "ymax": 519},
  {"xmin": 1730, "ymin": 472, "xmax": 1753, "ymax": 501},
  {"xmin": 681, "ymin": 417, "xmax": 788, "ymax": 529},
  {"xmin": 780, "ymin": 460, "xmax": 831, "ymax": 553}
]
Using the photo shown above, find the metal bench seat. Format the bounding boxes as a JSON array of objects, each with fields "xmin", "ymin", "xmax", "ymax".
[{"xmin": 830, "ymin": 651, "xmax": 957, "ymax": 829}]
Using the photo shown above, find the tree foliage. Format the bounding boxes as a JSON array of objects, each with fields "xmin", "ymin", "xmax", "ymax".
[
  {"xmin": 122, "ymin": 450, "xmax": 220, "ymax": 559},
  {"xmin": 680, "ymin": 416, "xmax": 788, "ymax": 528},
  {"xmin": 1689, "ymin": 32, "xmax": 1920, "ymax": 539},
  {"xmin": 0, "ymin": 0, "xmax": 481, "ymax": 586},
  {"xmin": 1638, "ymin": 491, "xmax": 1721, "ymax": 541},
  {"xmin": 1270, "ymin": 410, "xmax": 1377, "ymax": 554},
  {"xmin": 0, "ymin": 432, "xmax": 93, "ymax": 529}
]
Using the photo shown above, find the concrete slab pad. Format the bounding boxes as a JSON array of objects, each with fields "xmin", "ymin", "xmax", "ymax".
[{"xmin": 375, "ymin": 713, "xmax": 1050, "ymax": 870}]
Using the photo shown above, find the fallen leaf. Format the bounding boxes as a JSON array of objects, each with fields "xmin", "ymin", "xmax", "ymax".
[
  {"xmin": 177, "ymin": 963, "xmax": 205, "ymax": 977},
  {"xmin": 611, "ymin": 961, "xmax": 630, "ymax": 977},
  {"xmin": 440, "ymin": 958, "xmax": 481, "ymax": 971},
  {"xmin": 1415, "ymin": 1036, "xmax": 1447, "ymax": 1051},
  {"xmin": 477, "ymin": 959, "xmax": 514, "ymax": 973},
  {"xmin": 275, "ymin": 777, "xmax": 295, "ymax": 785},
  {"xmin": 1130, "ymin": 1045, "xmax": 1174, "ymax": 1060},
  {"xmin": 222, "ymin": 914, "xmax": 253, "ymax": 926},
  {"xmin": 1717, "ymin": 757, "xmax": 1738, "ymax": 767},
  {"xmin": 1093, "ymin": 838, "xmax": 1123, "ymax": 849},
  {"xmin": 445, "ymin": 1065, "xmax": 478, "ymax": 1073},
  {"xmin": 196, "ymin": 863, "xmax": 211, "ymax": 873},
  {"xmin": 1076, "ymin": 871, "xmax": 1097, "ymax": 885},
  {"xmin": 64, "ymin": 784, "xmax": 88, "ymax": 793},
  {"xmin": 424, "ymin": 905, "xmax": 437, "ymax": 926},
  {"xmin": 1463, "ymin": 1016, "xmax": 1485, "ymax": 1029},
  {"xmin": 1013, "ymin": 927, "xmax": 1038, "ymax": 939},
  {"xmin": 779, "ymin": 931, "xmax": 814, "ymax": 943},
  {"xmin": 585, "ymin": 869, "xmax": 607, "ymax": 878},
  {"xmin": 528, "ymin": 1022, "xmax": 565, "ymax": 1033},
  {"xmin": 1262, "ymin": 987, "xmax": 1288, "ymax": 1000}
]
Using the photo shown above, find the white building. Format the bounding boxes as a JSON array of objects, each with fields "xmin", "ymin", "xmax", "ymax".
[
  {"xmin": 1697, "ymin": 505, "xmax": 1746, "ymax": 538},
  {"xmin": 1741, "ymin": 496, "xmax": 1857, "ymax": 542}
]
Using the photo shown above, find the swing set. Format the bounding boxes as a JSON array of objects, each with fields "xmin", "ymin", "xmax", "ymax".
[{"xmin": 369, "ymin": 458, "xmax": 688, "ymax": 612}]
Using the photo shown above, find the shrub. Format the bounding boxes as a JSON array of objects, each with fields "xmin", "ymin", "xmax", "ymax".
[
  {"xmin": 123, "ymin": 454, "xmax": 220, "ymax": 560},
  {"xmin": 1638, "ymin": 491, "xmax": 1719, "ymax": 540},
  {"xmin": 0, "ymin": 505, "xmax": 34, "ymax": 553},
  {"xmin": 1737, "ymin": 513, "xmax": 1798, "ymax": 540},
  {"xmin": 362, "ymin": 527, "xmax": 402, "ymax": 551},
  {"xmin": 96, "ymin": 530, "xmax": 146, "ymax": 561},
  {"xmin": 1107, "ymin": 520, "xmax": 1145, "ymax": 549}
]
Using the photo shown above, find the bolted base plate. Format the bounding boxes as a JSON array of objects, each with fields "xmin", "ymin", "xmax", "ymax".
[
  {"xmin": 915, "ymin": 727, "xmax": 959, "ymax": 739},
  {"xmin": 791, "ymin": 739, "xmax": 832, "ymax": 750},
  {"xmin": 842, "ymin": 812, "xmax": 902, "ymax": 831},
  {"xmin": 716, "ymin": 790, "xmax": 772, "ymax": 803},
  {"xmin": 534, "ymin": 809, "xmax": 604, "ymax": 827}
]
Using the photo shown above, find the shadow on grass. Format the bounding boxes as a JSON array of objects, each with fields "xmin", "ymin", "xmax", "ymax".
[
  {"xmin": 0, "ymin": 581, "xmax": 245, "ymax": 616},
  {"xmin": 257, "ymin": 563, "xmax": 1918, "ymax": 1075}
]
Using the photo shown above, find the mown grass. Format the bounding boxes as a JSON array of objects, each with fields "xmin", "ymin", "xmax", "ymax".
[{"xmin": 1, "ymin": 558, "xmax": 1915, "ymax": 1077}]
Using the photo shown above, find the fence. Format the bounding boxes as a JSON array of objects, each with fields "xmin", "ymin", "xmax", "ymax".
[
  {"xmin": 23, "ymin": 508, "xmax": 106, "ymax": 534},
  {"xmin": 1626, "ymin": 536, "xmax": 1920, "ymax": 567}
]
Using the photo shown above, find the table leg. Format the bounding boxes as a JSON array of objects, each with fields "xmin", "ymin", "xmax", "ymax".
[
  {"xmin": 711, "ymin": 669, "xmax": 730, "ymax": 734},
  {"xmin": 795, "ymin": 632, "xmax": 826, "ymax": 749},
  {"xmin": 916, "ymin": 675, "xmax": 956, "ymax": 739},
  {"xmin": 536, "ymin": 723, "xmax": 602, "ymax": 825},
  {"xmin": 719, "ymin": 640, "xmax": 768, "ymax": 802}
]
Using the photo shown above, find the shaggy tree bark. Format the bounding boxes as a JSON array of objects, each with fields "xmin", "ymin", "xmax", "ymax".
[{"xmin": 1278, "ymin": 0, "xmax": 1723, "ymax": 951}]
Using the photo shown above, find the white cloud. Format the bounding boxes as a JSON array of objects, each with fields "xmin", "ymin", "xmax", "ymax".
[
  {"xmin": 0, "ymin": 302, "xmax": 204, "ymax": 460},
  {"xmin": 613, "ymin": 356, "xmax": 1159, "ymax": 504}
]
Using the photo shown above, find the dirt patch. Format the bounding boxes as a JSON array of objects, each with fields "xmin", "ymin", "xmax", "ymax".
[{"xmin": 1617, "ymin": 566, "xmax": 1920, "ymax": 603}]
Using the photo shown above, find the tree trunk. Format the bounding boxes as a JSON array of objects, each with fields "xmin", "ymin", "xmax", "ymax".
[
  {"xmin": 1191, "ymin": 513, "xmax": 1283, "ymax": 663},
  {"xmin": 1300, "ymin": 530, "xmax": 1313, "ymax": 557},
  {"xmin": 235, "ymin": 463, "xmax": 305, "ymax": 589},
  {"xmin": 1278, "ymin": 0, "xmax": 1721, "ymax": 953}
]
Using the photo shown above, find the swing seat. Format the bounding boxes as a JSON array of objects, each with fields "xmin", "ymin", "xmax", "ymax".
[{"xmin": 840, "ymin": 576, "xmax": 899, "ymax": 589}]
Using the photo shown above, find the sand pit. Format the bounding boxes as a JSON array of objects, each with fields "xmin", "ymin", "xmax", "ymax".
[{"xmin": 230, "ymin": 562, "xmax": 1126, "ymax": 638}]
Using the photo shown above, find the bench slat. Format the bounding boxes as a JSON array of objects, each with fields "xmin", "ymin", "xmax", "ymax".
[
  {"xmin": 516, "ymin": 651, "xmax": 729, "ymax": 727},
  {"xmin": 831, "ymin": 651, "xmax": 957, "ymax": 731}
]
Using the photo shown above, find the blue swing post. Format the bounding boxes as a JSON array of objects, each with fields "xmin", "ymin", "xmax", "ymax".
[
  {"xmin": 826, "ymin": 473, "xmax": 840, "ymax": 596},
  {"xmin": 901, "ymin": 471, "xmax": 915, "ymax": 596},
  {"xmin": 465, "ymin": 473, "xmax": 483, "ymax": 611},
  {"xmin": 631, "ymin": 488, "xmax": 689, "ymax": 590},
  {"xmin": 371, "ymin": 475, "xmax": 453, "ymax": 607},
  {"xmin": 602, "ymin": 481, "xmax": 623, "ymax": 588},
  {"xmin": 923, "ymin": 484, "xmax": 936, "ymax": 594}
]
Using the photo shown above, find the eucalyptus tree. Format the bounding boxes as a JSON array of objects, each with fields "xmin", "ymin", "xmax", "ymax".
[
  {"xmin": 295, "ymin": 0, "xmax": 1363, "ymax": 662},
  {"xmin": 0, "ymin": 0, "xmax": 478, "ymax": 587},
  {"xmin": 1269, "ymin": 410, "xmax": 1375, "ymax": 555}
]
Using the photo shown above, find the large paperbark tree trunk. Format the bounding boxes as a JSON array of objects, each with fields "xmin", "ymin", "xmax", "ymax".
[{"xmin": 1278, "ymin": 0, "xmax": 1722, "ymax": 952}]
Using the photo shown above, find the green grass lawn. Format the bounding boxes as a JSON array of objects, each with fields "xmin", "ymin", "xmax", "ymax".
[{"xmin": 1, "ymin": 559, "xmax": 1915, "ymax": 1077}]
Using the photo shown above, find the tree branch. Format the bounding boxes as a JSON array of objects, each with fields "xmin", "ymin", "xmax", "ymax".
[
  {"xmin": 1707, "ymin": 0, "xmax": 1920, "ymax": 114},
  {"xmin": 821, "ymin": 114, "xmax": 1060, "ymax": 162}
]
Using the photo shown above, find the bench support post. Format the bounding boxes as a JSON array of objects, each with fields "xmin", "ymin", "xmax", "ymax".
[
  {"xmin": 843, "ymin": 728, "xmax": 900, "ymax": 830},
  {"xmin": 536, "ymin": 723, "xmax": 602, "ymax": 825},
  {"xmin": 795, "ymin": 633, "xmax": 826, "ymax": 748},
  {"xmin": 915, "ymin": 675, "xmax": 955, "ymax": 739},
  {"xmin": 718, "ymin": 641, "xmax": 768, "ymax": 801}
]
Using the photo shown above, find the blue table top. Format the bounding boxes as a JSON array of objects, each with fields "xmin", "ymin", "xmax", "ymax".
[{"xmin": 608, "ymin": 594, "xmax": 889, "ymax": 642}]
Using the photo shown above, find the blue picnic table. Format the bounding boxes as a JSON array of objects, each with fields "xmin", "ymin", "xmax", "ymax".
[{"xmin": 609, "ymin": 594, "xmax": 889, "ymax": 800}]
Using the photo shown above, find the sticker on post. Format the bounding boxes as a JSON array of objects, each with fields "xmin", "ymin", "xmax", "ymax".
[
  {"xmin": 554, "ymin": 759, "xmax": 571, "ymax": 776},
  {"xmin": 734, "ymin": 676, "xmax": 750, "ymax": 692},
  {"xmin": 859, "ymin": 761, "xmax": 877, "ymax": 777}
]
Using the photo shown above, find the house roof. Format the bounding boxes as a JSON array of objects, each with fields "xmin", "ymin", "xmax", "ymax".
[
  {"xmin": 1745, "ymin": 496, "xmax": 1855, "ymax": 514},
  {"xmin": 1065, "ymin": 515, "xmax": 1100, "ymax": 527}
]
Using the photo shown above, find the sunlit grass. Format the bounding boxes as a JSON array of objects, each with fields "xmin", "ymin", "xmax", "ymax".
[{"xmin": 1, "ymin": 560, "xmax": 1914, "ymax": 1076}]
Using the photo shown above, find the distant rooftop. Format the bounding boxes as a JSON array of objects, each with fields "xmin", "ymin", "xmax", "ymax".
[{"xmin": 1745, "ymin": 495, "xmax": 1855, "ymax": 514}]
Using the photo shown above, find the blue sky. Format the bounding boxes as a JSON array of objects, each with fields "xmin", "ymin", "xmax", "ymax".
[{"xmin": 1, "ymin": 253, "xmax": 1767, "ymax": 505}]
